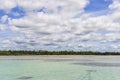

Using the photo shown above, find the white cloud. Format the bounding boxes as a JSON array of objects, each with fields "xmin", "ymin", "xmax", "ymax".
[
  {"xmin": 16, "ymin": 0, "xmax": 89, "ymax": 16},
  {"xmin": 0, "ymin": 0, "xmax": 16, "ymax": 12},
  {"xmin": 0, "ymin": 0, "xmax": 89, "ymax": 17},
  {"xmin": 109, "ymin": 0, "xmax": 120, "ymax": 10},
  {"xmin": 0, "ymin": 24, "xmax": 7, "ymax": 31},
  {"xmin": 0, "ymin": 0, "xmax": 120, "ymax": 51},
  {"xmin": 1, "ymin": 15, "xmax": 8, "ymax": 23}
]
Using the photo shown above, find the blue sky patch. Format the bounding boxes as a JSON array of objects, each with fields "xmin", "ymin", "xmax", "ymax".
[
  {"xmin": 0, "ymin": 29, "xmax": 24, "ymax": 38},
  {"xmin": 0, "ymin": 6, "xmax": 26, "ymax": 19},
  {"xmin": 0, "ymin": 10, "xmax": 6, "ymax": 18},
  {"xmin": 10, "ymin": 6, "xmax": 26, "ymax": 18},
  {"xmin": 85, "ymin": 0, "xmax": 113, "ymax": 12}
]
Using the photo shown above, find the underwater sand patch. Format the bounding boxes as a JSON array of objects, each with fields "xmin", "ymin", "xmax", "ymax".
[{"xmin": 17, "ymin": 76, "xmax": 33, "ymax": 79}]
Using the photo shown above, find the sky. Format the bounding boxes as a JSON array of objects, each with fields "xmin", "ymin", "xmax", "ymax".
[{"xmin": 0, "ymin": 0, "xmax": 120, "ymax": 52}]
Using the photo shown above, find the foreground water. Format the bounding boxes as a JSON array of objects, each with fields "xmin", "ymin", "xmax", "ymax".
[{"xmin": 0, "ymin": 56, "xmax": 120, "ymax": 80}]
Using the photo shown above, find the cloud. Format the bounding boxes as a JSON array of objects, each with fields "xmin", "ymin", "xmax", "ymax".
[
  {"xmin": 1, "ymin": 15, "xmax": 8, "ymax": 23},
  {"xmin": 0, "ymin": 24, "xmax": 7, "ymax": 31},
  {"xmin": 0, "ymin": 0, "xmax": 89, "ymax": 16},
  {"xmin": 109, "ymin": 0, "xmax": 120, "ymax": 10},
  {"xmin": 16, "ymin": 0, "xmax": 89, "ymax": 15},
  {"xmin": 0, "ymin": 0, "xmax": 16, "ymax": 12},
  {"xmin": 0, "ymin": 0, "xmax": 120, "ymax": 51}
]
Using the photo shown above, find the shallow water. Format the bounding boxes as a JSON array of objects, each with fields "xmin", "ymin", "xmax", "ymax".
[{"xmin": 0, "ymin": 59, "xmax": 120, "ymax": 80}]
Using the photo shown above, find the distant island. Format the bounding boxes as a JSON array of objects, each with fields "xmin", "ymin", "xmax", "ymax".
[{"xmin": 0, "ymin": 50, "xmax": 120, "ymax": 55}]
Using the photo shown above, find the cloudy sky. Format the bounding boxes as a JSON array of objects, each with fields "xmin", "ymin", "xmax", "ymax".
[{"xmin": 0, "ymin": 0, "xmax": 120, "ymax": 52}]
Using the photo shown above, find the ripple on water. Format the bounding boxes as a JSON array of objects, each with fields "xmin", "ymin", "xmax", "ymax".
[{"xmin": 73, "ymin": 62, "xmax": 120, "ymax": 67}]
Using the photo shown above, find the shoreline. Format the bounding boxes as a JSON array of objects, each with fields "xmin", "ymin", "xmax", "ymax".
[{"xmin": 0, "ymin": 55, "xmax": 120, "ymax": 61}]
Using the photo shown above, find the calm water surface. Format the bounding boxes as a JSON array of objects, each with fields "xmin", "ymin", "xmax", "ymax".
[{"xmin": 0, "ymin": 56, "xmax": 120, "ymax": 80}]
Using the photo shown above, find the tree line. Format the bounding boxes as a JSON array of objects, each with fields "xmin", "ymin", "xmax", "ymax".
[{"xmin": 0, "ymin": 50, "xmax": 119, "ymax": 55}]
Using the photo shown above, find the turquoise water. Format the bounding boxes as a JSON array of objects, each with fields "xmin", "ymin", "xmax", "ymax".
[{"xmin": 0, "ymin": 60, "xmax": 120, "ymax": 80}]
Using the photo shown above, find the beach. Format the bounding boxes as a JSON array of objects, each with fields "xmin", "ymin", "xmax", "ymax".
[{"xmin": 0, "ymin": 55, "xmax": 120, "ymax": 62}]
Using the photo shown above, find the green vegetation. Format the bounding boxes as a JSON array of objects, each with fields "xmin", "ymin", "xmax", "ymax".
[{"xmin": 0, "ymin": 50, "xmax": 119, "ymax": 55}]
